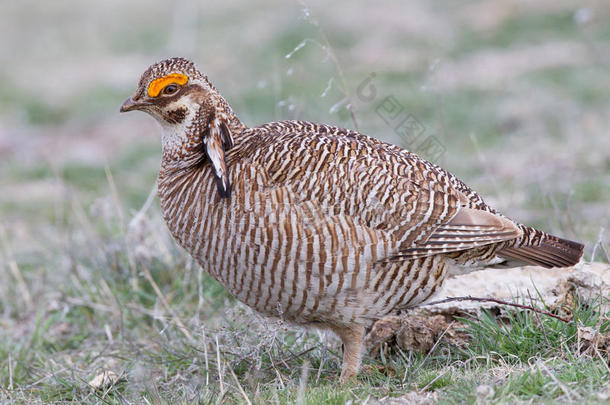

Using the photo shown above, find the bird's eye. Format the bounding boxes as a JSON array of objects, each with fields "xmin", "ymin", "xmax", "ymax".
[{"xmin": 162, "ymin": 84, "xmax": 178, "ymax": 95}]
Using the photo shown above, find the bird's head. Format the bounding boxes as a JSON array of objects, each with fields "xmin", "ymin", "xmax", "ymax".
[
  {"xmin": 121, "ymin": 57, "xmax": 238, "ymax": 198},
  {"xmin": 120, "ymin": 57, "xmax": 207, "ymax": 125}
]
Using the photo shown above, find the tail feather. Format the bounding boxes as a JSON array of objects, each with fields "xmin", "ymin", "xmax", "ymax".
[{"xmin": 498, "ymin": 231, "xmax": 584, "ymax": 269}]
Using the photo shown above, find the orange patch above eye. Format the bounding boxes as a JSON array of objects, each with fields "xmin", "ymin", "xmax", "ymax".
[{"xmin": 147, "ymin": 73, "xmax": 189, "ymax": 97}]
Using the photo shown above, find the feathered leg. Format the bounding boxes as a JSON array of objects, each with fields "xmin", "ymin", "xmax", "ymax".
[{"xmin": 330, "ymin": 324, "xmax": 365, "ymax": 384}]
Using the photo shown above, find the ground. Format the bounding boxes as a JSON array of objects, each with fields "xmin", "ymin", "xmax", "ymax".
[{"xmin": 0, "ymin": 0, "xmax": 609, "ymax": 403}]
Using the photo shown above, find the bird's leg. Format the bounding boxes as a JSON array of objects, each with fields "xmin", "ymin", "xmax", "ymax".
[{"xmin": 330, "ymin": 324, "xmax": 365, "ymax": 384}]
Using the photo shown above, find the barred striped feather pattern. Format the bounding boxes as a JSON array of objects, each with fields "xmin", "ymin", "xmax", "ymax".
[{"xmin": 157, "ymin": 119, "xmax": 560, "ymax": 325}]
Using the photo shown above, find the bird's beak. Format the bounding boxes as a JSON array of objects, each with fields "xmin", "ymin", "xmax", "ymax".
[
  {"xmin": 119, "ymin": 97, "xmax": 152, "ymax": 112},
  {"xmin": 120, "ymin": 97, "xmax": 137, "ymax": 113}
]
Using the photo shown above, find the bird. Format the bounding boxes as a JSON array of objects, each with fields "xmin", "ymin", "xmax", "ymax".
[{"xmin": 120, "ymin": 57, "xmax": 584, "ymax": 383}]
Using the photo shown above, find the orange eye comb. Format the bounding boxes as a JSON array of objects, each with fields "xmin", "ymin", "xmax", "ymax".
[{"xmin": 147, "ymin": 73, "xmax": 188, "ymax": 97}]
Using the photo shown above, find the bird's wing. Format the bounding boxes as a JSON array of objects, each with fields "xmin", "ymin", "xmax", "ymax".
[{"xmin": 238, "ymin": 122, "xmax": 520, "ymax": 259}]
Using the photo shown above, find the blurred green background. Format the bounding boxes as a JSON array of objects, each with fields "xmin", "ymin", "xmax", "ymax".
[
  {"xmin": 0, "ymin": 0, "xmax": 609, "ymax": 402},
  {"xmin": 1, "ymin": 0, "xmax": 608, "ymax": 252}
]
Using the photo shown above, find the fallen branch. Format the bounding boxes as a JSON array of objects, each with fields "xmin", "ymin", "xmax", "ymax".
[{"xmin": 419, "ymin": 296, "xmax": 572, "ymax": 323}]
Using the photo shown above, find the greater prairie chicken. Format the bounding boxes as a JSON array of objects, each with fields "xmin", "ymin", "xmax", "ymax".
[{"xmin": 121, "ymin": 57, "xmax": 584, "ymax": 383}]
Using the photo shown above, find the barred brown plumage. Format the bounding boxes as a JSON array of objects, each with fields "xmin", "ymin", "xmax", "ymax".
[{"xmin": 120, "ymin": 57, "xmax": 584, "ymax": 383}]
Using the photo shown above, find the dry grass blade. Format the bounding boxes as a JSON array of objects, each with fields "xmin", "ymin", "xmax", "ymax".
[
  {"xmin": 104, "ymin": 163, "xmax": 138, "ymax": 288},
  {"xmin": 297, "ymin": 0, "xmax": 359, "ymax": 130},
  {"xmin": 202, "ymin": 327, "xmax": 210, "ymax": 386},
  {"xmin": 537, "ymin": 360, "xmax": 580, "ymax": 402},
  {"xmin": 0, "ymin": 224, "xmax": 32, "ymax": 306},
  {"xmin": 141, "ymin": 265, "xmax": 195, "ymax": 343},
  {"xmin": 229, "ymin": 364, "xmax": 252, "ymax": 405},
  {"xmin": 8, "ymin": 353, "xmax": 13, "ymax": 391},
  {"xmin": 215, "ymin": 334, "xmax": 225, "ymax": 402},
  {"xmin": 296, "ymin": 359, "xmax": 310, "ymax": 405}
]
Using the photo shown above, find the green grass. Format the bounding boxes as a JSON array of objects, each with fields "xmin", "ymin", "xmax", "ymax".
[
  {"xmin": 1, "ymin": 213, "xmax": 607, "ymax": 404},
  {"xmin": 526, "ymin": 67, "xmax": 610, "ymax": 107},
  {"xmin": 1, "ymin": 172, "xmax": 608, "ymax": 404},
  {"xmin": 453, "ymin": 10, "xmax": 580, "ymax": 56}
]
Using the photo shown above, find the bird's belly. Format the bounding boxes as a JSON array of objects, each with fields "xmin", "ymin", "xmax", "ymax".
[
  {"xmin": 172, "ymin": 186, "xmax": 450, "ymax": 325},
  {"xmin": 196, "ymin": 239, "xmax": 449, "ymax": 325},
  {"xmin": 364, "ymin": 255, "xmax": 448, "ymax": 314}
]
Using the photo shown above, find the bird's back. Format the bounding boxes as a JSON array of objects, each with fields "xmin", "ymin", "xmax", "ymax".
[{"xmin": 238, "ymin": 121, "xmax": 582, "ymax": 269}]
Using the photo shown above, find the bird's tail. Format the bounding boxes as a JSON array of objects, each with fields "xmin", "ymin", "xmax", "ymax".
[{"xmin": 497, "ymin": 225, "xmax": 584, "ymax": 268}]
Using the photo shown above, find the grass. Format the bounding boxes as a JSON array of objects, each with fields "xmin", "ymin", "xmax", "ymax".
[
  {"xmin": 0, "ymin": 190, "xmax": 608, "ymax": 403},
  {"xmin": 454, "ymin": 10, "xmax": 581, "ymax": 56}
]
